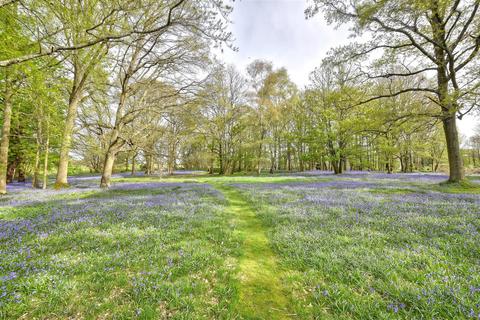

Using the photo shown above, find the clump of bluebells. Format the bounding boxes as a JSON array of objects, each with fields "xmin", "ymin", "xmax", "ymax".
[
  {"xmin": 0, "ymin": 182, "xmax": 237, "ymax": 319},
  {"xmin": 238, "ymin": 174, "xmax": 480, "ymax": 319},
  {"xmin": 295, "ymin": 170, "xmax": 450, "ymax": 183}
]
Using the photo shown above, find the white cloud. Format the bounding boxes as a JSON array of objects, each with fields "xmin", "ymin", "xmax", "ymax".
[{"xmin": 219, "ymin": 0, "xmax": 351, "ymax": 87}]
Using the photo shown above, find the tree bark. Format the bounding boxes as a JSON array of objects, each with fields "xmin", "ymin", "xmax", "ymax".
[
  {"xmin": 257, "ymin": 134, "xmax": 263, "ymax": 175},
  {"xmin": 287, "ymin": 143, "xmax": 292, "ymax": 171},
  {"xmin": 42, "ymin": 134, "xmax": 49, "ymax": 189},
  {"xmin": 6, "ymin": 160, "xmax": 17, "ymax": 183},
  {"xmin": 32, "ymin": 142, "xmax": 41, "ymax": 188},
  {"xmin": 17, "ymin": 168, "xmax": 25, "ymax": 182},
  {"xmin": 0, "ymin": 83, "xmax": 13, "ymax": 194},
  {"xmin": 430, "ymin": 10, "xmax": 465, "ymax": 182},
  {"xmin": 100, "ymin": 151, "xmax": 116, "ymax": 188},
  {"xmin": 131, "ymin": 153, "xmax": 136, "ymax": 176},
  {"xmin": 168, "ymin": 144, "xmax": 176, "ymax": 175},
  {"xmin": 332, "ymin": 160, "xmax": 340, "ymax": 174},
  {"xmin": 218, "ymin": 142, "xmax": 224, "ymax": 175},
  {"xmin": 442, "ymin": 114, "xmax": 464, "ymax": 182},
  {"xmin": 55, "ymin": 92, "xmax": 81, "ymax": 187}
]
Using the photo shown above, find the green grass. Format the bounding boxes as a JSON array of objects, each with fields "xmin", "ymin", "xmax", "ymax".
[
  {"xmin": 435, "ymin": 179, "xmax": 480, "ymax": 193},
  {"xmin": 1, "ymin": 173, "xmax": 479, "ymax": 319},
  {"xmin": 0, "ymin": 185, "xmax": 241, "ymax": 319},
  {"xmin": 234, "ymin": 180, "xmax": 480, "ymax": 319},
  {"xmin": 212, "ymin": 183, "xmax": 291, "ymax": 319}
]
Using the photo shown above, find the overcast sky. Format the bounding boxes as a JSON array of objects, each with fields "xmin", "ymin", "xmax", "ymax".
[{"xmin": 217, "ymin": 0, "xmax": 478, "ymax": 138}]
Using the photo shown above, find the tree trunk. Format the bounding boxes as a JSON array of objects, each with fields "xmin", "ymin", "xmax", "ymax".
[
  {"xmin": 332, "ymin": 161, "xmax": 340, "ymax": 174},
  {"xmin": 287, "ymin": 143, "xmax": 292, "ymax": 171},
  {"xmin": 148, "ymin": 154, "xmax": 154, "ymax": 174},
  {"xmin": 219, "ymin": 143, "xmax": 224, "ymax": 175},
  {"xmin": 17, "ymin": 168, "xmax": 25, "ymax": 182},
  {"xmin": 387, "ymin": 155, "xmax": 393, "ymax": 174},
  {"xmin": 338, "ymin": 158, "xmax": 344, "ymax": 174},
  {"xmin": 145, "ymin": 153, "xmax": 150, "ymax": 175},
  {"xmin": 100, "ymin": 151, "xmax": 116, "ymax": 188},
  {"xmin": 55, "ymin": 93, "xmax": 81, "ymax": 187},
  {"xmin": 43, "ymin": 134, "xmax": 50, "ymax": 189},
  {"xmin": 257, "ymin": 139, "xmax": 263, "ymax": 175},
  {"xmin": 442, "ymin": 114, "xmax": 464, "ymax": 182},
  {"xmin": 7, "ymin": 159, "xmax": 17, "ymax": 184},
  {"xmin": 32, "ymin": 142, "xmax": 41, "ymax": 188},
  {"xmin": 131, "ymin": 154, "xmax": 136, "ymax": 176},
  {"xmin": 430, "ymin": 5, "xmax": 465, "ymax": 183},
  {"xmin": 0, "ymin": 84, "xmax": 13, "ymax": 194},
  {"xmin": 168, "ymin": 144, "xmax": 176, "ymax": 175}
]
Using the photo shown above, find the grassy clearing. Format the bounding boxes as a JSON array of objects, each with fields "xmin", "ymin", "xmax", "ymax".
[
  {"xmin": 1, "ymin": 173, "xmax": 479, "ymax": 319},
  {"xmin": 112, "ymin": 173, "xmax": 333, "ymax": 185},
  {"xmin": 235, "ymin": 179, "xmax": 480, "ymax": 319},
  {"xmin": 212, "ymin": 183, "xmax": 291, "ymax": 319}
]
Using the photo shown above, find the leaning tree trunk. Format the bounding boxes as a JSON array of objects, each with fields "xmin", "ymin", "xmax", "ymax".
[
  {"xmin": 55, "ymin": 93, "xmax": 81, "ymax": 188},
  {"xmin": 100, "ymin": 123, "xmax": 124, "ymax": 188},
  {"xmin": 442, "ymin": 113, "xmax": 464, "ymax": 182},
  {"xmin": 0, "ymin": 84, "xmax": 13, "ymax": 194},
  {"xmin": 100, "ymin": 150, "xmax": 116, "ymax": 188}
]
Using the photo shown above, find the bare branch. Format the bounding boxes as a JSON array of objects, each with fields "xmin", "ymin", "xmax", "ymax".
[{"xmin": 0, "ymin": 0, "xmax": 187, "ymax": 67}]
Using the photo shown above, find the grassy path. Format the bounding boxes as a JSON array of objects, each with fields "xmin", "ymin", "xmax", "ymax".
[{"xmin": 211, "ymin": 183, "xmax": 292, "ymax": 319}]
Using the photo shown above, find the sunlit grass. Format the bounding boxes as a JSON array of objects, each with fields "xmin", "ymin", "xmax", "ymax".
[
  {"xmin": 0, "ymin": 184, "xmax": 241, "ymax": 319},
  {"xmin": 235, "ymin": 177, "xmax": 480, "ymax": 319},
  {"xmin": 1, "ymin": 173, "xmax": 479, "ymax": 319}
]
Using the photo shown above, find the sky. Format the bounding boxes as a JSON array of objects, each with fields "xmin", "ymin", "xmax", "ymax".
[{"xmin": 217, "ymin": 0, "xmax": 478, "ymax": 138}]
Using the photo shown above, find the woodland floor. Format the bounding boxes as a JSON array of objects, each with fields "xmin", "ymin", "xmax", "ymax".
[{"xmin": 1, "ymin": 171, "xmax": 480, "ymax": 319}]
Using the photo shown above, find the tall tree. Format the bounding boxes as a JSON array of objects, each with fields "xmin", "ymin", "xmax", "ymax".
[
  {"xmin": 247, "ymin": 60, "xmax": 274, "ymax": 174},
  {"xmin": 53, "ymin": 0, "xmax": 119, "ymax": 187},
  {"xmin": 306, "ymin": 61, "xmax": 361, "ymax": 174},
  {"xmin": 200, "ymin": 65, "xmax": 249, "ymax": 175},
  {"xmin": 98, "ymin": 1, "xmax": 232, "ymax": 187},
  {"xmin": 307, "ymin": 0, "xmax": 480, "ymax": 182},
  {"xmin": 0, "ymin": 4, "xmax": 32, "ymax": 194}
]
